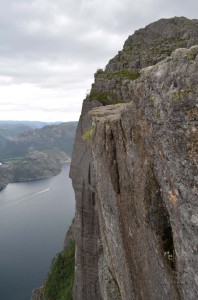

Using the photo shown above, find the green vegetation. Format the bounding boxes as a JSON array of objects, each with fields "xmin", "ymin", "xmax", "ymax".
[
  {"xmin": 89, "ymin": 90, "xmax": 110, "ymax": 103},
  {"xmin": 95, "ymin": 69, "xmax": 140, "ymax": 81},
  {"xmin": 114, "ymin": 70, "xmax": 140, "ymax": 80},
  {"xmin": 142, "ymin": 58, "xmax": 154, "ymax": 63},
  {"xmin": 88, "ymin": 68, "xmax": 140, "ymax": 105},
  {"xmin": 95, "ymin": 68, "xmax": 104, "ymax": 74},
  {"xmin": 171, "ymin": 90, "xmax": 185, "ymax": 101},
  {"xmin": 44, "ymin": 241, "xmax": 75, "ymax": 300},
  {"xmin": 82, "ymin": 126, "xmax": 94, "ymax": 142},
  {"xmin": 88, "ymin": 90, "xmax": 126, "ymax": 105},
  {"xmin": 188, "ymin": 49, "xmax": 197, "ymax": 60}
]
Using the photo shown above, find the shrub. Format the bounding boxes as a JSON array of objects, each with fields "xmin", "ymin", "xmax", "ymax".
[
  {"xmin": 44, "ymin": 241, "xmax": 75, "ymax": 300},
  {"xmin": 82, "ymin": 126, "xmax": 94, "ymax": 142},
  {"xmin": 94, "ymin": 70, "xmax": 140, "ymax": 80},
  {"xmin": 88, "ymin": 90, "xmax": 126, "ymax": 105}
]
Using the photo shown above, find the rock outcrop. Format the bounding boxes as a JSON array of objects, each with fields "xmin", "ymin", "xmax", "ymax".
[{"xmin": 70, "ymin": 17, "xmax": 198, "ymax": 299}]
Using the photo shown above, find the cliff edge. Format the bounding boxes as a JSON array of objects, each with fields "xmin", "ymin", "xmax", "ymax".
[{"xmin": 70, "ymin": 17, "xmax": 198, "ymax": 299}]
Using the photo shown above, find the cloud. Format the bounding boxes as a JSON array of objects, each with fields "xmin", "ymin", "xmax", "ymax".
[{"xmin": 0, "ymin": 0, "xmax": 197, "ymax": 121}]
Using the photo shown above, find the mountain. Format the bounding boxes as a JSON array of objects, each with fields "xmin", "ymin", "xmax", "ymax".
[
  {"xmin": 0, "ymin": 124, "xmax": 33, "ymax": 138},
  {"xmin": 32, "ymin": 17, "xmax": 198, "ymax": 300},
  {"xmin": 0, "ymin": 120, "xmax": 68, "ymax": 138},
  {"xmin": 0, "ymin": 134, "xmax": 7, "ymax": 148},
  {"xmin": 0, "ymin": 122, "xmax": 77, "ymax": 190},
  {"xmin": 0, "ymin": 120, "xmax": 62, "ymax": 129},
  {"xmin": 0, "ymin": 122, "xmax": 77, "ymax": 160}
]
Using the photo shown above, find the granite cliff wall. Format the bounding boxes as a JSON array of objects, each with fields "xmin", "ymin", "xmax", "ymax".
[{"xmin": 70, "ymin": 17, "xmax": 198, "ymax": 300}]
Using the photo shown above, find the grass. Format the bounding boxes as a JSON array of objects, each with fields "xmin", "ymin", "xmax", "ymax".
[
  {"xmin": 88, "ymin": 90, "xmax": 126, "ymax": 105},
  {"xmin": 89, "ymin": 90, "xmax": 110, "ymax": 103},
  {"xmin": 95, "ymin": 69, "xmax": 140, "ymax": 81},
  {"xmin": 44, "ymin": 240, "xmax": 75, "ymax": 300},
  {"xmin": 82, "ymin": 126, "xmax": 94, "ymax": 142}
]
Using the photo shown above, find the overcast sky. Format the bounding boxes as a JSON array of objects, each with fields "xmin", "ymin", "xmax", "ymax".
[{"xmin": 0, "ymin": 0, "xmax": 197, "ymax": 122}]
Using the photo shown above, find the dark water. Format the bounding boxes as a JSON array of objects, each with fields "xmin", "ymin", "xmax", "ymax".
[{"xmin": 0, "ymin": 164, "xmax": 75, "ymax": 300}]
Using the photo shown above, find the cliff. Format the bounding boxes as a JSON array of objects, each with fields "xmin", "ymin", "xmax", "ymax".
[{"xmin": 70, "ymin": 17, "xmax": 198, "ymax": 299}]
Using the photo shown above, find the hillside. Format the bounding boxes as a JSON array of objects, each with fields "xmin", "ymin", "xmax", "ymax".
[
  {"xmin": 0, "ymin": 122, "xmax": 77, "ymax": 160},
  {"xmin": 0, "ymin": 123, "xmax": 34, "ymax": 138},
  {"xmin": 0, "ymin": 122, "xmax": 77, "ymax": 190},
  {"xmin": 0, "ymin": 120, "xmax": 62, "ymax": 138}
]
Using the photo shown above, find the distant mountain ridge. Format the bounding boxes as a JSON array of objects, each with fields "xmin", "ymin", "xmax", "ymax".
[
  {"xmin": 0, "ymin": 120, "xmax": 63, "ymax": 129},
  {"xmin": 0, "ymin": 122, "xmax": 77, "ymax": 160},
  {"xmin": 0, "ymin": 121, "xmax": 77, "ymax": 190},
  {"xmin": 0, "ymin": 120, "xmax": 72, "ymax": 138},
  {"xmin": 0, "ymin": 124, "xmax": 32, "ymax": 138}
]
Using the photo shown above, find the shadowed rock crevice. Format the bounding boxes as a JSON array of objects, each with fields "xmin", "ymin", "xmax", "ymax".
[
  {"xmin": 105, "ymin": 127, "xmax": 120, "ymax": 195},
  {"xmin": 144, "ymin": 169, "xmax": 176, "ymax": 273}
]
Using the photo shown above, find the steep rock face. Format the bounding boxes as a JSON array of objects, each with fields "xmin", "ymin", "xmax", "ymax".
[
  {"xmin": 90, "ymin": 46, "xmax": 198, "ymax": 299},
  {"xmin": 70, "ymin": 17, "xmax": 198, "ymax": 299},
  {"xmin": 70, "ymin": 100, "xmax": 102, "ymax": 299}
]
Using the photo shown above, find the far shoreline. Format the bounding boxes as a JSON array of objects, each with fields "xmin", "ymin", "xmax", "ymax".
[{"xmin": 0, "ymin": 160, "xmax": 71, "ymax": 192}]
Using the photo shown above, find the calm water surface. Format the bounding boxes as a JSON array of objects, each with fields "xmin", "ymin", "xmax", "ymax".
[{"xmin": 0, "ymin": 163, "xmax": 75, "ymax": 300}]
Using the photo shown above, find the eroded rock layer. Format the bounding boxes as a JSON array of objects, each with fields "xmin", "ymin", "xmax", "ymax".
[{"xmin": 70, "ymin": 17, "xmax": 198, "ymax": 300}]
